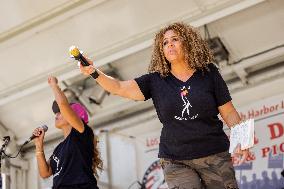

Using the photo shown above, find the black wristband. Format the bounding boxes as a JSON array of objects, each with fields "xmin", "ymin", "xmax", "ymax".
[{"xmin": 90, "ymin": 70, "xmax": 99, "ymax": 79}]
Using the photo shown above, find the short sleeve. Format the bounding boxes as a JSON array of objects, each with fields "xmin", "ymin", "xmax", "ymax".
[
  {"xmin": 209, "ymin": 64, "xmax": 232, "ymax": 106},
  {"xmin": 134, "ymin": 73, "xmax": 153, "ymax": 101},
  {"xmin": 71, "ymin": 123, "xmax": 94, "ymax": 141}
]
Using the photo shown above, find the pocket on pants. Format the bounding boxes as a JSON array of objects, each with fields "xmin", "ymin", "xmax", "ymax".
[
  {"xmin": 161, "ymin": 159, "xmax": 203, "ymax": 189},
  {"xmin": 160, "ymin": 159, "xmax": 188, "ymax": 176},
  {"xmin": 160, "ymin": 158, "xmax": 171, "ymax": 169}
]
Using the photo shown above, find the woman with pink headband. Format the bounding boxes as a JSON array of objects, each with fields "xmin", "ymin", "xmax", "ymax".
[{"xmin": 33, "ymin": 76, "xmax": 103, "ymax": 189}]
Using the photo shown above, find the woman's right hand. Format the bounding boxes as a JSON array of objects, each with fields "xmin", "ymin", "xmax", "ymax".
[
  {"xmin": 78, "ymin": 56, "xmax": 95, "ymax": 76},
  {"xmin": 33, "ymin": 127, "xmax": 45, "ymax": 149}
]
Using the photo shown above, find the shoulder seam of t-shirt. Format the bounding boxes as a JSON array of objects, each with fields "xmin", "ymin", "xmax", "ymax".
[{"xmin": 134, "ymin": 72, "xmax": 158, "ymax": 100}]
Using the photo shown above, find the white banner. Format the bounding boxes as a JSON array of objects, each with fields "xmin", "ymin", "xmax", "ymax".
[{"xmin": 232, "ymin": 94, "xmax": 284, "ymax": 189}]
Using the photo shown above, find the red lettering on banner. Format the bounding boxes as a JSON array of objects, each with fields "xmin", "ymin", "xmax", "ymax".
[
  {"xmin": 272, "ymin": 144, "xmax": 278, "ymax": 155},
  {"xmin": 264, "ymin": 106, "xmax": 270, "ymax": 114},
  {"xmin": 248, "ymin": 110, "xmax": 255, "ymax": 119},
  {"xmin": 232, "ymin": 151, "xmax": 256, "ymax": 165},
  {"xmin": 261, "ymin": 142, "xmax": 284, "ymax": 158},
  {"xmin": 243, "ymin": 103, "xmax": 281, "ymax": 119},
  {"xmin": 146, "ymin": 137, "xmax": 160, "ymax": 147},
  {"xmin": 246, "ymin": 152, "xmax": 256, "ymax": 161},
  {"xmin": 262, "ymin": 147, "xmax": 270, "ymax": 157},
  {"xmin": 239, "ymin": 112, "xmax": 247, "ymax": 120},
  {"xmin": 280, "ymin": 143, "xmax": 284, "ymax": 153},
  {"xmin": 268, "ymin": 123, "xmax": 284, "ymax": 140}
]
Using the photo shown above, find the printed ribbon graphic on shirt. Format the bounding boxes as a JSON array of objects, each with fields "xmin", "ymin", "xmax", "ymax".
[
  {"xmin": 52, "ymin": 155, "xmax": 63, "ymax": 178},
  {"xmin": 174, "ymin": 85, "xmax": 198, "ymax": 121}
]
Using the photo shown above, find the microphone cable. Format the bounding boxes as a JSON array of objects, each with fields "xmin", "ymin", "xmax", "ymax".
[{"xmin": 2, "ymin": 142, "xmax": 27, "ymax": 159}]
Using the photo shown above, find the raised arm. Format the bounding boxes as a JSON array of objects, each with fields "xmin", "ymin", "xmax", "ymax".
[
  {"xmin": 48, "ymin": 76, "xmax": 84, "ymax": 133},
  {"xmin": 79, "ymin": 56, "xmax": 145, "ymax": 101}
]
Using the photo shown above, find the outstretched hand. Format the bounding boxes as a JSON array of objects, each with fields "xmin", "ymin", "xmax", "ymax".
[{"xmin": 78, "ymin": 56, "xmax": 95, "ymax": 76}]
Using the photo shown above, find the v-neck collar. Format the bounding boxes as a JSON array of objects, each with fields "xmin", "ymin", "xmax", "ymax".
[{"xmin": 169, "ymin": 70, "xmax": 197, "ymax": 85}]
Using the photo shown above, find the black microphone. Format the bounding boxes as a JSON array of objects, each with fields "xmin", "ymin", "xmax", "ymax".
[
  {"xmin": 69, "ymin": 46, "xmax": 99, "ymax": 79},
  {"xmin": 23, "ymin": 125, "xmax": 48, "ymax": 145}
]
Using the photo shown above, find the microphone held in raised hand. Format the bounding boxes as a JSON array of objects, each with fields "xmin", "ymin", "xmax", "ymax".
[
  {"xmin": 24, "ymin": 125, "xmax": 48, "ymax": 145},
  {"xmin": 69, "ymin": 46, "xmax": 99, "ymax": 79},
  {"xmin": 69, "ymin": 46, "xmax": 90, "ymax": 66}
]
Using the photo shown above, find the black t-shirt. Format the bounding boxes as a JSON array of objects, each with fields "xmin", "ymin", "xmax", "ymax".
[
  {"xmin": 135, "ymin": 63, "xmax": 231, "ymax": 160},
  {"xmin": 49, "ymin": 124, "xmax": 99, "ymax": 189}
]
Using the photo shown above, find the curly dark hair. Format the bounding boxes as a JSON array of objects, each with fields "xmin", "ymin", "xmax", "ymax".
[
  {"xmin": 149, "ymin": 22, "xmax": 214, "ymax": 76},
  {"xmin": 92, "ymin": 135, "xmax": 103, "ymax": 178}
]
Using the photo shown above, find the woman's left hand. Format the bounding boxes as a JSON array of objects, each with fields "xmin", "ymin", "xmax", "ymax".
[
  {"xmin": 232, "ymin": 144, "xmax": 249, "ymax": 165},
  {"xmin": 48, "ymin": 76, "xmax": 58, "ymax": 87}
]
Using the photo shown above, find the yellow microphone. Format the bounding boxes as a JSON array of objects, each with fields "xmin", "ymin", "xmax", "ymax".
[
  {"xmin": 69, "ymin": 46, "xmax": 99, "ymax": 79},
  {"xmin": 69, "ymin": 45, "xmax": 80, "ymax": 57},
  {"xmin": 69, "ymin": 46, "xmax": 90, "ymax": 67}
]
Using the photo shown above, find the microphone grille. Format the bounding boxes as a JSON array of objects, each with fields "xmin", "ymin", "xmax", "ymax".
[
  {"xmin": 42, "ymin": 125, "xmax": 48, "ymax": 132},
  {"xmin": 69, "ymin": 45, "xmax": 80, "ymax": 57}
]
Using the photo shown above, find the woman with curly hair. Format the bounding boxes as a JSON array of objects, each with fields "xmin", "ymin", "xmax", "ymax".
[
  {"xmin": 33, "ymin": 76, "xmax": 103, "ymax": 189},
  {"xmin": 79, "ymin": 22, "xmax": 248, "ymax": 189}
]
